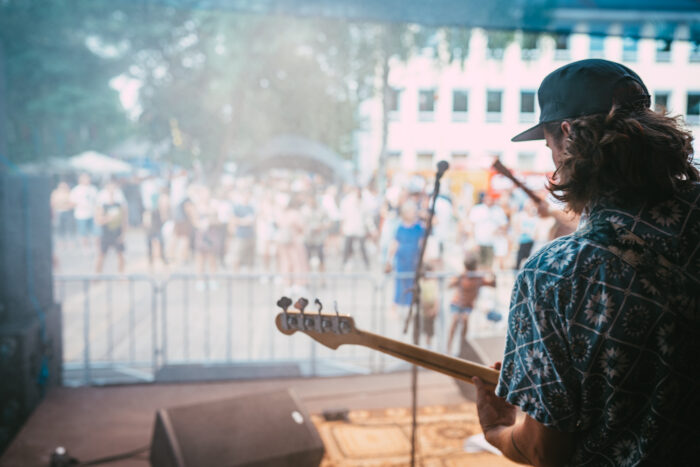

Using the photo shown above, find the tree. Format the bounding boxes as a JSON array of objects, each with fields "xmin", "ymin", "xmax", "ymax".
[
  {"xmin": 115, "ymin": 8, "xmax": 363, "ymax": 173},
  {"xmin": 0, "ymin": 0, "xmax": 130, "ymax": 163}
]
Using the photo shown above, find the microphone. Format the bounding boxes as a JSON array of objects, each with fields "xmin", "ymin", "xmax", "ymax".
[{"xmin": 436, "ymin": 160, "xmax": 449, "ymax": 179}]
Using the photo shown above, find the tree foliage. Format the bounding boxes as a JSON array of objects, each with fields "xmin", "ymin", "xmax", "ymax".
[
  {"xmin": 0, "ymin": 1, "xmax": 479, "ymax": 176},
  {"xmin": 0, "ymin": 0, "xmax": 130, "ymax": 163}
]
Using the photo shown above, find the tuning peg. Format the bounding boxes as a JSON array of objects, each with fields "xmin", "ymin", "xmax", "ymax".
[
  {"xmin": 333, "ymin": 300, "xmax": 340, "ymax": 317},
  {"xmin": 277, "ymin": 296, "xmax": 292, "ymax": 313},
  {"xmin": 314, "ymin": 298, "xmax": 323, "ymax": 315},
  {"xmin": 294, "ymin": 298, "xmax": 309, "ymax": 314}
]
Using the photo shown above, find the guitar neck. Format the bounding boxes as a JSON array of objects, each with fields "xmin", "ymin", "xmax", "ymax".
[
  {"xmin": 274, "ymin": 308, "xmax": 500, "ymax": 386},
  {"xmin": 353, "ymin": 329, "xmax": 500, "ymax": 386}
]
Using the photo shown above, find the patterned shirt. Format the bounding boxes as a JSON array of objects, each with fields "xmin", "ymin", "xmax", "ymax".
[{"xmin": 496, "ymin": 182, "xmax": 700, "ymax": 466}]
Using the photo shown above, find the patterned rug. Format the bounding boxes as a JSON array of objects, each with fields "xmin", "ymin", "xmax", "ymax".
[{"xmin": 312, "ymin": 403, "xmax": 520, "ymax": 466}]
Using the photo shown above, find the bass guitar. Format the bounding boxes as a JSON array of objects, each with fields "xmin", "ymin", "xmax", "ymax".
[{"xmin": 275, "ymin": 296, "xmax": 500, "ymax": 387}]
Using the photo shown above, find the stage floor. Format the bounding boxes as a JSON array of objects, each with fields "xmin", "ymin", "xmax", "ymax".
[{"xmin": 1, "ymin": 370, "xmax": 490, "ymax": 466}]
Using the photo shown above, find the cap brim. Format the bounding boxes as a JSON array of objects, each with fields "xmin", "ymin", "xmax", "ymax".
[{"xmin": 511, "ymin": 123, "xmax": 544, "ymax": 142}]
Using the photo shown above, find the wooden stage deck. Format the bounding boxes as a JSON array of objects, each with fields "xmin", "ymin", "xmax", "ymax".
[{"xmin": 1, "ymin": 370, "xmax": 478, "ymax": 467}]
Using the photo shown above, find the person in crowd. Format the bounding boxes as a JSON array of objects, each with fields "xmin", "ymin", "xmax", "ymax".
[
  {"xmin": 511, "ymin": 199, "xmax": 538, "ymax": 269},
  {"xmin": 70, "ymin": 173, "xmax": 98, "ymax": 251},
  {"xmin": 468, "ymin": 192, "xmax": 507, "ymax": 270},
  {"xmin": 446, "ymin": 254, "xmax": 495, "ymax": 355},
  {"xmin": 419, "ymin": 262, "xmax": 439, "ymax": 349},
  {"xmin": 95, "ymin": 179, "xmax": 128, "ymax": 273},
  {"xmin": 276, "ymin": 194, "xmax": 309, "ymax": 289},
  {"xmin": 51, "ymin": 181, "xmax": 75, "ymax": 247},
  {"xmin": 340, "ymin": 186, "xmax": 374, "ymax": 270},
  {"xmin": 172, "ymin": 192, "xmax": 197, "ymax": 265},
  {"xmin": 256, "ymin": 188, "xmax": 277, "ymax": 273},
  {"xmin": 231, "ymin": 189, "xmax": 256, "ymax": 271},
  {"xmin": 122, "ymin": 175, "xmax": 144, "ymax": 227},
  {"xmin": 302, "ymin": 194, "xmax": 329, "ymax": 275},
  {"xmin": 473, "ymin": 59, "xmax": 700, "ymax": 465},
  {"xmin": 320, "ymin": 185, "xmax": 342, "ymax": 257},
  {"xmin": 493, "ymin": 194, "xmax": 512, "ymax": 270},
  {"xmin": 193, "ymin": 186, "xmax": 219, "ymax": 283},
  {"xmin": 385, "ymin": 200, "xmax": 425, "ymax": 315},
  {"xmin": 431, "ymin": 183, "xmax": 454, "ymax": 262},
  {"xmin": 144, "ymin": 186, "xmax": 169, "ymax": 269},
  {"xmin": 210, "ymin": 189, "xmax": 231, "ymax": 269}
]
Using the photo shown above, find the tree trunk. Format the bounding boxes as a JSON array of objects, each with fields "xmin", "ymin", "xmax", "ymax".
[{"xmin": 376, "ymin": 50, "xmax": 390, "ymax": 198}]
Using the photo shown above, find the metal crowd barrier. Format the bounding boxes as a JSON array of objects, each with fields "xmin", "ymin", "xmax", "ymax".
[{"xmin": 54, "ymin": 271, "xmax": 515, "ymax": 386}]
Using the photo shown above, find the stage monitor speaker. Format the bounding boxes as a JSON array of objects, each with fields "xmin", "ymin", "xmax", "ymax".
[
  {"xmin": 455, "ymin": 338, "xmax": 484, "ymax": 400},
  {"xmin": 150, "ymin": 389, "xmax": 325, "ymax": 467}
]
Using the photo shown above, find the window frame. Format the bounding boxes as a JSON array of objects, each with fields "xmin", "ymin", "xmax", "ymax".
[
  {"xmin": 687, "ymin": 92, "xmax": 700, "ymax": 124},
  {"xmin": 418, "ymin": 88, "xmax": 436, "ymax": 121},
  {"xmin": 452, "ymin": 89, "xmax": 469, "ymax": 121},
  {"xmin": 486, "ymin": 89, "xmax": 503, "ymax": 123},
  {"xmin": 519, "ymin": 90, "xmax": 536, "ymax": 123}
]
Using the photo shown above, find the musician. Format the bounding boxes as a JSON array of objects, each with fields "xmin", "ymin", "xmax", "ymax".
[{"xmin": 473, "ymin": 59, "xmax": 700, "ymax": 465}]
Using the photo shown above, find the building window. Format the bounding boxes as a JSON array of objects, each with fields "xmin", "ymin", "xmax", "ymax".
[
  {"xmin": 554, "ymin": 33, "xmax": 570, "ymax": 60},
  {"xmin": 387, "ymin": 87, "xmax": 401, "ymax": 113},
  {"xmin": 622, "ymin": 26, "xmax": 639, "ymax": 62},
  {"xmin": 655, "ymin": 92, "xmax": 670, "ymax": 113},
  {"xmin": 655, "ymin": 39, "xmax": 672, "ymax": 62},
  {"xmin": 418, "ymin": 89, "xmax": 435, "ymax": 121},
  {"xmin": 452, "ymin": 89, "xmax": 468, "ymax": 121},
  {"xmin": 520, "ymin": 91, "xmax": 536, "ymax": 123},
  {"xmin": 687, "ymin": 93, "xmax": 700, "ymax": 124},
  {"xmin": 691, "ymin": 40, "xmax": 700, "ymax": 63},
  {"xmin": 589, "ymin": 35, "xmax": 605, "ymax": 58},
  {"xmin": 386, "ymin": 151, "xmax": 401, "ymax": 171},
  {"xmin": 451, "ymin": 152, "xmax": 469, "ymax": 169},
  {"xmin": 416, "ymin": 152, "xmax": 435, "ymax": 171},
  {"xmin": 518, "ymin": 152, "xmax": 536, "ymax": 171},
  {"xmin": 486, "ymin": 90, "xmax": 502, "ymax": 122},
  {"xmin": 690, "ymin": 25, "xmax": 700, "ymax": 62},
  {"xmin": 655, "ymin": 23, "xmax": 675, "ymax": 63},
  {"xmin": 521, "ymin": 33, "xmax": 539, "ymax": 60}
]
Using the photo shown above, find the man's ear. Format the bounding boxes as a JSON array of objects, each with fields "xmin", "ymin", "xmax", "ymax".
[{"xmin": 561, "ymin": 121, "xmax": 572, "ymax": 137}]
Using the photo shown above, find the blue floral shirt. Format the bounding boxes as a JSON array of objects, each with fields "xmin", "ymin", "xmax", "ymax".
[{"xmin": 496, "ymin": 182, "xmax": 700, "ymax": 466}]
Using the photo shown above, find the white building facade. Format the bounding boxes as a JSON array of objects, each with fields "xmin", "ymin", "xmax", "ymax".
[{"xmin": 357, "ymin": 25, "xmax": 700, "ymax": 180}]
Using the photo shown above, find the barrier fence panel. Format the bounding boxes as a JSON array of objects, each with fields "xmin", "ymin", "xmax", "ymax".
[
  {"xmin": 55, "ymin": 270, "xmax": 516, "ymax": 386},
  {"xmin": 56, "ymin": 274, "xmax": 158, "ymax": 385}
]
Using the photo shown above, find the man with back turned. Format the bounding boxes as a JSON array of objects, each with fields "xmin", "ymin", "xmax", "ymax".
[{"xmin": 473, "ymin": 59, "xmax": 700, "ymax": 466}]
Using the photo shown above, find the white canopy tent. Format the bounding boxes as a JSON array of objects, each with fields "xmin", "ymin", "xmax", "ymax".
[{"xmin": 68, "ymin": 151, "xmax": 133, "ymax": 176}]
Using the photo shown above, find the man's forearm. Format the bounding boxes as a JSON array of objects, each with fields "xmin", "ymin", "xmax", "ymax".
[{"xmin": 484, "ymin": 423, "xmax": 531, "ymax": 465}]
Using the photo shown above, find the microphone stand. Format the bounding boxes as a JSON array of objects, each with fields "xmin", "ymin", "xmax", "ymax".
[{"xmin": 403, "ymin": 160, "xmax": 448, "ymax": 467}]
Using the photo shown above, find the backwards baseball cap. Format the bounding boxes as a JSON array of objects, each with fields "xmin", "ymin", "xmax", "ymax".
[{"xmin": 512, "ymin": 59, "xmax": 649, "ymax": 142}]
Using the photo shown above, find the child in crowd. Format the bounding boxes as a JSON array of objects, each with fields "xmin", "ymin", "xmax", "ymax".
[
  {"xmin": 419, "ymin": 262, "xmax": 439, "ymax": 348},
  {"xmin": 446, "ymin": 254, "xmax": 495, "ymax": 355}
]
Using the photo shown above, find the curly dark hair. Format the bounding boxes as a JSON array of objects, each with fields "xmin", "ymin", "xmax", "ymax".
[{"xmin": 545, "ymin": 79, "xmax": 699, "ymax": 214}]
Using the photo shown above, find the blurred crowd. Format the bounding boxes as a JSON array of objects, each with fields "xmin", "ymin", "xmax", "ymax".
[
  {"xmin": 50, "ymin": 169, "xmax": 574, "ymax": 280},
  {"xmin": 50, "ymin": 168, "xmax": 579, "ymax": 351}
]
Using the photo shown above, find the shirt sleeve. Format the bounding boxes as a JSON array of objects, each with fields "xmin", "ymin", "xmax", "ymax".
[{"xmin": 495, "ymin": 269, "xmax": 580, "ymax": 432}]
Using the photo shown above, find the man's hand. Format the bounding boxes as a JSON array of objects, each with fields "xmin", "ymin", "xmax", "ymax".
[
  {"xmin": 473, "ymin": 362, "xmax": 516, "ymax": 442},
  {"xmin": 473, "ymin": 362, "xmax": 576, "ymax": 466}
]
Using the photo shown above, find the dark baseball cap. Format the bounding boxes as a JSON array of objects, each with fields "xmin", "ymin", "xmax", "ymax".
[{"xmin": 511, "ymin": 59, "xmax": 649, "ymax": 142}]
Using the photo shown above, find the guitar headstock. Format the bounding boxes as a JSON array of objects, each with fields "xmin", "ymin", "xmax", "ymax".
[{"xmin": 275, "ymin": 296, "xmax": 360, "ymax": 349}]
